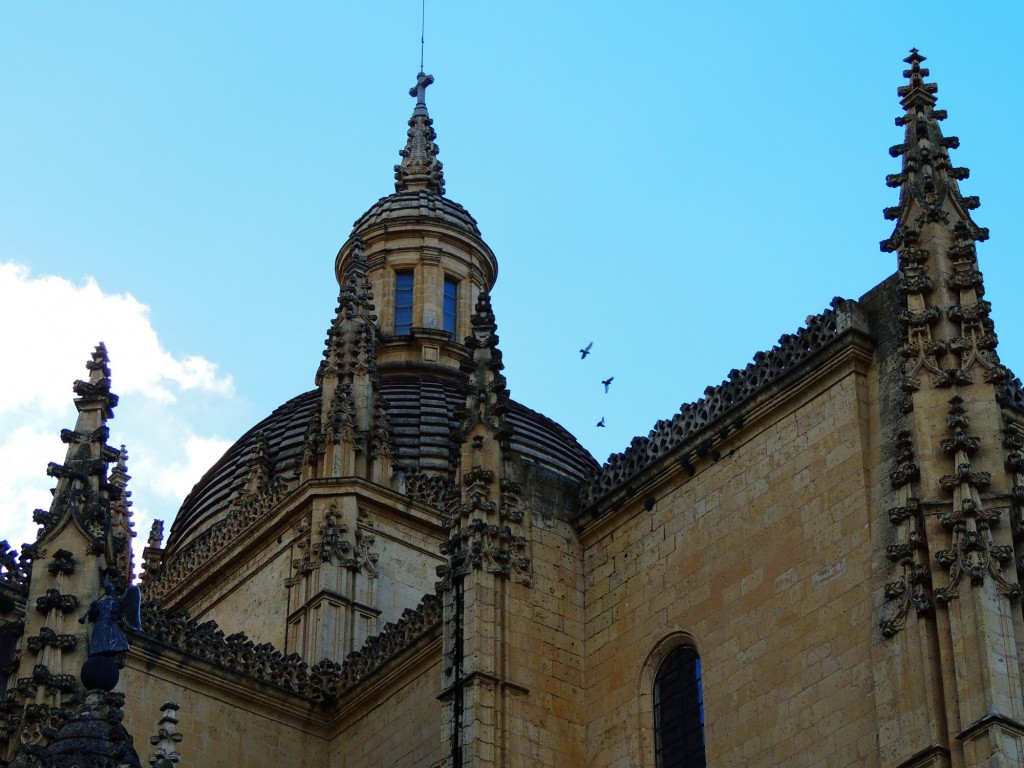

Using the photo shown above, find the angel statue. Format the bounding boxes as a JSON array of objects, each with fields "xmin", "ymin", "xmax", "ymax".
[{"xmin": 79, "ymin": 579, "xmax": 143, "ymax": 656}]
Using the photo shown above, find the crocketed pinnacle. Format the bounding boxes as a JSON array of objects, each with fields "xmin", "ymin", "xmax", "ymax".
[
  {"xmin": 881, "ymin": 49, "xmax": 985, "ymax": 251},
  {"xmin": 881, "ymin": 51, "xmax": 1006, "ymax": 405},
  {"xmin": 317, "ymin": 237, "xmax": 379, "ymax": 385},
  {"xmin": 35, "ymin": 344, "xmax": 123, "ymax": 550},
  {"xmin": 394, "ymin": 71, "xmax": 446, "ymax": 195},
  {"xmin": 459, "ymin": 293, "xmax": 511, "ymax": 445},
  {"xmin": 8, "ymin": 690, "xmax": 143, "ymax": 768}
]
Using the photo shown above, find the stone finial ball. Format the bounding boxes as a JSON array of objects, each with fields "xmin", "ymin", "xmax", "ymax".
[{"xmin": 81, "ymin": 655, "xmax": 120, "ymax": 692}]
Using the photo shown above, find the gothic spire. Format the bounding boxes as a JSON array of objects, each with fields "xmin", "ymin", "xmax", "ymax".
[
  {"xmin": 458, "ymin": 293, "xmax": 512, "ymax": 447},
  {"xmin": 306, "ymin": 237, "xmax": 394, "ymax": 481},
  {"xmin": 394, "ymin": 72, "xmax": 446, "ymax": 195},
  {"xmin": 34, "ymin": 344, "xmax": 123, "ymax": 556},
  {"xmin": 879, "ymin": 51, "xmax": 1006, "ymax": 402},
  {"xmin": 881, "ymin": 49, "xmax": 986, "ymax": 251}
]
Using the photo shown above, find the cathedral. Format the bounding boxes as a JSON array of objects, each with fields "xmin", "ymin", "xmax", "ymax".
[{"xmin": 2, "ymin": 49, "xmax": 1024, "ymax": 767}]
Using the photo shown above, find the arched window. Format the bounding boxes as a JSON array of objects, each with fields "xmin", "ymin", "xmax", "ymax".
[{"xmin": 653, "ymin": 645, "xmax": 706, "ymax": 768}]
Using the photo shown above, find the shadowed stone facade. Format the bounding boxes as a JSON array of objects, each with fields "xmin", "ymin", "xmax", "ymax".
[{"xmin": 3, "ymin": 51, "xmax": 1024, "ymax": 767}]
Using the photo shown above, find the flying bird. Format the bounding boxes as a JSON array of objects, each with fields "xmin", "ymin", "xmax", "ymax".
[
  {"xmin": 602, "ymin": 377, "xmax": 614, "ymax": 393},
  {"xmin": 596, "ymin": 417, "xmax": 605, "ymax": 428},
  {"xmin": 580, "ymin": 342, "xmax": 593, "ymax": 359}
]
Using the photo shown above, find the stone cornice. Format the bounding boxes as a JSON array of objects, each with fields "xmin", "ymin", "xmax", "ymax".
[
  {"xmin": 146, "ymin": 477, "xmax": 445, "ymax": 612},
  {"xmin": 134, "ymin": 593, "xmax": 442, "ymax": 728},
  {"xmin": 322, "ymin": 619, "xmax": 441, "ymax": 728},
  {"xmin": 579, "ymin": 299, "xmax": 874, "ymax": 519},
  {"xmin": 577, "ymin": 309, "xmax": 875, "ymax": 542},
  {"xmin": 126, "ymin": 633, "xmax": 324, "ymax": 737}
]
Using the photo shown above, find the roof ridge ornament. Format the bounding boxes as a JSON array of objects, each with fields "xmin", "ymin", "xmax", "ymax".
[{"xmin": 394, "ymin": 72, "xmax": 446, "ymax": 195}]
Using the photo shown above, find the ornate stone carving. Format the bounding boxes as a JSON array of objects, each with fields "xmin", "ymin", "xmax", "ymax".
[
  {"xmin": 325, "ymin": 384, "xmax": 359, "ymax": 446},
  {"xmin": 34, "ymin": 590, "xmax": 78, "ymax": 616},
  {"xmin": 933, "ymin": 397, "xmax": 1020, "ymax": 603},
  {"xmin": 439, "ymin": 295, "xmax": 532, "ymax": 590},
  {"xmin": 284, "ymin": 520, "xmax": 315, "ymax": 589},
  {"xmin": 148, "ymin": 701, "xmax": 182, "ymax": 768},
  {"xmin": 107, "ymin": 446, "xmax": 136, "ymax": 583},
  {"xmin": 304, "ymin": 236, "xmax": 394, "ymax": 477},
  {"xmin": 582, "ymin": 299, "xmax": 867, "ymax": 506},
  {"xmin": 2, "ymin": 701, "xmax": 75, "ymax": 751},
  {"xmin": 880, "ymin": 431, "xmax": 933, "ymax": 638},
  {"xmin": 301, "ymin": 505, "xmax": 382, "ymax": 577},
  {"xmin": 142, "ymin": 472, "xmax": 289, "ymax": 603},
  {"xmin": 1003, "ymin": 429, "xmax": 1024, "ymax": 603},
  {"xmin": 141, "ymin": 520, "xmax": 165, "ymax": 580},
  {"xmin": 16, "ymin": 665, "xmax": 77, "ymax": 698},
  {"xmin": 140, "ymin": 594, "xmax": 441, "ymax": 702},
  {"xmin": 882, "ymin": 50, "xmax": 1005, "ymax": 415},
  {"xmin": 7, "ymin": 691, "xmax": 138, "ymax": 768},
  {"xmin": 25, "ymin": 628, "xmax": 77, "ymax": 653},
  {"xmin": 404, "ymin": 468, "xmax": 458, "ymax": 511},
  {"xmin": 46, "ymin": 551, "xmax": 75, "ymax": 577},
  {"xmin": 0, "ymin": 542, "xmax": 30, "ymax": 592},
  {"xmin": 394, "ymin": 72, "xmax": 445, "ymax": 195},
  {"xmin": 996, "ymin": 375, "xmax": 1024, "ymax": 415},
  {"xmin": 32, "ymin": 346, "xmax": 124, "ymax": 557}
]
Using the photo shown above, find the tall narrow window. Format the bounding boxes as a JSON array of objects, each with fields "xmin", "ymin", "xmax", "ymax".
[
  {"xmin": 395, "ymin": 271, "xmax": 414, "ymax": 335},
  {"xmin": 654, "ymin": 646, "xmax": 706, "ymax": 768},
  {"xmin": 443, "ymin": 277, "xmax": 458, "ymax": 335}
]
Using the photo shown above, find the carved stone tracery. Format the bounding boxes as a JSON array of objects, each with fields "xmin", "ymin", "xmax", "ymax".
[
  {"xmin": 142, "ymin": 470, "xmax": 289, "ymax": 603},
  {"xmin": 438, "ymin": 294, "xmax": 532, "ymax": 590},
  {"xmin": 880, "ymin": 431, "xmax": 932, "ymax": 638},
  {"xmin": 933, "ymin": 397, "xmax": 1019, "ymax": 603},
  {"xmin": 138, "ymin": 594, "xmax": 440, "ymax": 702}
]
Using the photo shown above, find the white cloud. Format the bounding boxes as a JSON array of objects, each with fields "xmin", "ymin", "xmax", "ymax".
[
  {"xmin": 134, "ymin": 433, "xmax": 233, "ymax": 508},
  {"xmin": 0, "ymin": 261, "xmax": 237, "ymax": 567}
]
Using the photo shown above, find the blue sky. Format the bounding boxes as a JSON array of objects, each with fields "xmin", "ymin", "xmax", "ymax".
[{"xmin": 2, "ymin": 3, "xmax": 1022, "ymax": 555}]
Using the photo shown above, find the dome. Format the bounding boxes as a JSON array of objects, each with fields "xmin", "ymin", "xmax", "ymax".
[
  {"xmin": 351, "ymin": 190, "xmax": 482, "ymax": 239},
  {"xmin": 164, "ymin": 376, "xmax": 597, "ymax": 555}
]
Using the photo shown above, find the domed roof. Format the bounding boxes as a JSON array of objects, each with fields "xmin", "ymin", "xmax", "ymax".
[
  {"xmin": 165, "ymin": 375, "xmax": 597, "ymax": 555},
  {"xmin": 351, "ymin": 189, "xmax": 482, "ymax": 238}
]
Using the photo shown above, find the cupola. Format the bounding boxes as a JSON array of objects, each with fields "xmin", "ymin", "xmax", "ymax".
[{"xmin": 335, "ymin": 72, "xmax": 497, "ymax": 374}]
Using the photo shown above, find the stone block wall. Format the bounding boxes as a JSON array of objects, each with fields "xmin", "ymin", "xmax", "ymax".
[
  {"xmin": 580, "ymin": 368, "xmax": 880, "ymax": 766},
  {"xmin": 122, "ymin": 650, "xmax": 325, "ymax": 768},
  {"xmin": 503, "ymin": 513, "xmax": 587, "ymax": 767},
  {"xmin": 328, "ymin": 647, "xmax": 442, "ymax": 768}
]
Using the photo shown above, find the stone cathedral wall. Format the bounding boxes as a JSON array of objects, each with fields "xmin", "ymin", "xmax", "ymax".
[
  {"xmin": 580, "ymin": 352, "xmax": 881, "ymax": 766},
  {"xmin": 503, "ymin": 511, "xmax": 587, "ymax": 767},
  {"xmin": 121, "ymin": 647, "xmax": 326, "ymax": 768},
  {"xmin": 327, "ymin": 641, "xmax": 442, "ymax": 768}
]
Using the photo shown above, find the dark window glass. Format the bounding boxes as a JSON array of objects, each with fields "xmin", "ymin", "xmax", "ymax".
[
  {"xmin": 654, "ymin": 646, "xmax": 706, "ymax": 768},
  {"xmin": 443, "ymin": 277, "xmax": 458, "ymax": 334},
  {"xmin": 395, "ymin": 271, "xmax": 414, "ymax": 335}
]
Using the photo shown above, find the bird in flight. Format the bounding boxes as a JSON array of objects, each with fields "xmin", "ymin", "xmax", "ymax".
[
  {"xmin": 580, "ymin": 342, "xmax": 593, "ymax": 359},
  {"xmin": 596, "ymin": 417, "xmax": 606, "ymax": 427},
  {"xmin": 602, "ymin": 377, "xmax": 614, "ymax": 392}
]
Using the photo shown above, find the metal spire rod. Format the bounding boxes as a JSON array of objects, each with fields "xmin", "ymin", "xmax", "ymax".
[{"xmin": 420, "ymin": 0, "xmax": 426, "ymax": 72}]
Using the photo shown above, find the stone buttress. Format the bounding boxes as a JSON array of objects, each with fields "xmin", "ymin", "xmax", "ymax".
[
  {"xmin": 876, "ymin": 50, "xmax": 1024, "ymax": 767},
  {"xmin": 0, "ymin": 344, "xmax": 136, "ymax": 763},
  {"xmin": 285, "ymin": 239, "xmax": 392, "ymax": 664},
  {"xmin": 437, "ymin": 294, "xmax": 532, "ymax": 768}
]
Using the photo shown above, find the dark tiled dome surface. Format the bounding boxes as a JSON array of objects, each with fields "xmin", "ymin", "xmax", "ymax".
[
  {"xmin": 165, "ymin": 375, "xmax": 597, "ymax": 554},
  {"xmin": 351, "ymin": 190, "xmax": 481, "ymax": 237}
]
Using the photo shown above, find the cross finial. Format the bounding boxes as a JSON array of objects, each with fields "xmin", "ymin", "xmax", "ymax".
[
  {"xmin": 395, "ymin": 72, "xmax": 444, "ymax": 194},
  {"xmin": 410, "ymin": 71, "xmax": 434, "ymax": 115}
]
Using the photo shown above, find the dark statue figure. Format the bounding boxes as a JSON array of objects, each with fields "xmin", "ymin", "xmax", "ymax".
[{"xmin": 78, "ymin": 580, "xmax": 142, "ymax": 657}]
